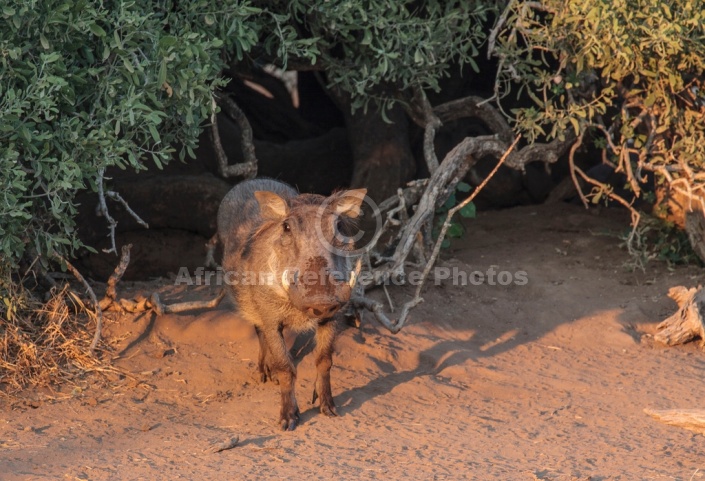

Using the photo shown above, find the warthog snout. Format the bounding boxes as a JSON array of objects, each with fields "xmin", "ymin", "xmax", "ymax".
[
  {"xmin": 282, "ymin": 258, "xmax": 361, "ymax": 319},
  {"xmin": 302, "ymin": 300, "xmax": 342, "ymax": 319}
]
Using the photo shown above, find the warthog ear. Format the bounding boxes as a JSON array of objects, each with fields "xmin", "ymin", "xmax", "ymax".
[
  {"xmin": 254, "ymin": 191, "xmax": 289, "ymax": 220},
  {"xmin": 334, "ymin": 189, "xmax": 367, "ymax": 218}
]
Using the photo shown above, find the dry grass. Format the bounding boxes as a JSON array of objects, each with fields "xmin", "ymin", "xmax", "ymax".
[{"xmin": 0, "ymin": 281, "xmax": 110, "ymax": 395}]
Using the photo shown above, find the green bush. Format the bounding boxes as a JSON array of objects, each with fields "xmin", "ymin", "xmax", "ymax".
[
  {"xmin": 1, "ymin": 1, "xmax": 231, "ymax": 267},
  {"xmin": 495, "ymin": 0, "xmax": 705, "ymax": 202},
  {"xmin": 0, "ymin": 1, "xmax": 492, "ymax": 279}
]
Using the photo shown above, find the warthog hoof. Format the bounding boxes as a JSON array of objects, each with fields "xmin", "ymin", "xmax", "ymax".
[{"xmin": 280, "ymin": 405, "xmax": 300, "ymax": 431}]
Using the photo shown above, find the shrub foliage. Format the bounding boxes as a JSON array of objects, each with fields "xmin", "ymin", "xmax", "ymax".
[
  {"xmin": 494, "ymin": 0, "xmax": 705, "ymax": 205},
  {"xmin": 0, "ymin": 0, "xmax": 491, "ymax": 276}
]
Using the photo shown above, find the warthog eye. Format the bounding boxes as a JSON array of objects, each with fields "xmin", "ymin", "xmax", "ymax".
[{"xmin": 282, "ymin": 220, "xmax": 291, "ymax": 233}]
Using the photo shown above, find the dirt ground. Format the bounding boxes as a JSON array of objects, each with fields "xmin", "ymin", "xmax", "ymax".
[{"xmin": 3, "ymin": 202, "xmax": 705, "ymax": 480}]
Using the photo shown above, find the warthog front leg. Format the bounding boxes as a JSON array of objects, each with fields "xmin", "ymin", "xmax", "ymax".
[
  {"xmin": 312, "ymin": 318, "xmax": 338, "ymax": 417},
  {"xmin": 254, "ymin": 325, "xmax": 276, "ymax": 384},
  {"xmin": 259, "ymin": 325, "xmax": 299, "ymax": 430}
]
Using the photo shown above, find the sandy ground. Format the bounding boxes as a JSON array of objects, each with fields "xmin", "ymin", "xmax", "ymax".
[{"xmin": 3, "ymin": 202, "xmax": 705, "ymax": 480}]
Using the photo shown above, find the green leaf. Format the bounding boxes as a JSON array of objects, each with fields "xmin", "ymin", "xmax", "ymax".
[
  {"xmin": 361, "ymin": 29, "xmax": 372, "ymax": 46},
  {"xmin": 447, "ymin": 223, "xmax": 464, "ymax": 238},
  {"xmin": 459, "ymin": 202, "xmax": 476, "ymax": 218},
  {"xmin": 148, "ymin": 124, "xmax": 161, "ymax": 143},
  {"xmin": 89, "ymin": 22, "xmax": 107, "ymax": 38},
  {"xmin": 414, "ymin": 49, "xmax": 423, "ymax": 64},
  {"xmin": 159, "ymin": 35, "xmax": 177, "ymax": 49},
  {"xmin": 456, "ymin": 182, "xmax": 471, "ymax": 193},
  {"xmin": 158, "ymin": 58, "xmax": 167, "ymax": 85}
]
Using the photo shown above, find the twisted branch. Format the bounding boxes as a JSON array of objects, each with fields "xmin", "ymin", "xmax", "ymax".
[{"xmin": 211, "ymin": 93, "xmax": 258, "ymax": 179}]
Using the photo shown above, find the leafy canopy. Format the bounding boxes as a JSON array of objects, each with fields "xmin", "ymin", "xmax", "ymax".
[{"xmin": 0, "ymin": 0, "xmax": 492, "ymax": 278}]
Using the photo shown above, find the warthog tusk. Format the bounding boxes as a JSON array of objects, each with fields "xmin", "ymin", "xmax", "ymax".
[
  {"xmin": 282, "ymin": 270, "xmax": 290, "ymax": 291},
  {"xmin": 348, "ymin": 258, "xmax": 362, "ymax": 287}
]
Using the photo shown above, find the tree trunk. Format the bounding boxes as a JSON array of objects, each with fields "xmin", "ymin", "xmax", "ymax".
[{"xmin": 344, "ymin": 103, "xmax": 416, "ymax": 202}]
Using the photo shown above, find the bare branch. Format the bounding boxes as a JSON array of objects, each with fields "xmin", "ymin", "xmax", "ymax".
[
  {"xmin": 356, "ymin": 138, "xmax": 520, "ymax": 334},
  {"xmin": 487, "ymin": 0, "xmax": 517, "ymax": 59},
  {"xmin": 387, "ymin": 134, "xmax": 509, "ymax": 276},
  {"xmin": 105, "ymin": 191, "xmax": 149, "ymax": 228},
  {"xmin": 433, "ymin": 95, "xmax": 514, "ymax": 142},
  {"xmin": 568, "ymin": 131, "xmax": 590, "ymax": 208},
  {"xmin": 96, "ymin": 168, "xmax": 149, "ymax": 256},
  {"xmin": 420, "ymin": 136, "xmax": 520, "ymax": 287},
  {"xmin": 53, "ymin": 252, "xmax": 103, "ymax": 354},
  {"xmin": 93, "ymin": 241, "xmax": 226, "ymax": 315},
  {"xmin": 364, "ymin": 99, "xmax": 574, "ymax": 289},
  {"xmin": 503, "ymin": 134, "xmax": 576, "ymax": 170},
  {"xmin": 350, "ymin": 295, "xmax": 422, "ymax": 334},
  {"xmin": 404, "ymin": 87, "xmax": 442, "ymax": 173},
  {"xmin": 99, "ymin": 244, "xmax": 132, "ymax": 311},
  {"xmin": 210, "ymin": 94, "xmax": 258, "ymax": 179},
  {"xmin": 377, "ymin": 179, "xmax": 428, "ymax": 212},
  {"xmin": 96, "ymin": 168, "xmax": 118, "ymax": 255},
  {"xmin": 204, "ymin": 234, "xmax": 219, "ymax": 268},
  {"xmin": 150, "ymin": 290, "xmax": 225, "ymax": 316}
]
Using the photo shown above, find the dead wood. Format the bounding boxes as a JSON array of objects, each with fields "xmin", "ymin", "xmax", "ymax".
[
  {"xmin": 53, "ymin": 253, "xmax": 104, "ymax": 354},
  {"xmin": 98, "ymin": 243, "xmax": 225, "ymax": 315},
  {"xmin": 644, "ymin": 408, "xmax": 705, "ymax": 435},
  {"xmin": 149, "ymin": 290, "xmax": 225, "ymax": 316},
  {"xmin": 205, "ymin": 435, "xmax": 240, "ymax": 453},
  {"xmin": 654, "ymin": 286, "xmax": 705, "ymax": 346},
  {"xmin": 97, "ymin": 168, "xmax": 149, "ymax": 256},
  {"xmin": 350, "ymin": 94, "xmax": 574, "ymax": 333},
  {"xmin": 405, "ymin": 86, "xmax": 442, "ymax": 173},
  {"xmin": 100, "ymin": 244, "xmax": 132, "ymax": 311},
  {"xmin": 211, "ymin": 93, "xmax": 258, "ymax": 179},
  {"xmin": 355, "ymin": 137, "xmax": 520, "ymax": 333},
  {"xmin": 433, "ymin": 95, "xmax": 513, "ymax": 143}
]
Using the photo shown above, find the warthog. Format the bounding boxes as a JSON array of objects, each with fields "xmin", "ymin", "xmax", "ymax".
[{"xmin": 217, "ymin": 178, "xmax": 365, "ymax": 430}]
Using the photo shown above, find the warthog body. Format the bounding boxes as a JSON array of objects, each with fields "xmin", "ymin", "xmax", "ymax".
[{"xmin": 217, "ymin": 178, "xmax": 365, "ymax": 430}]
